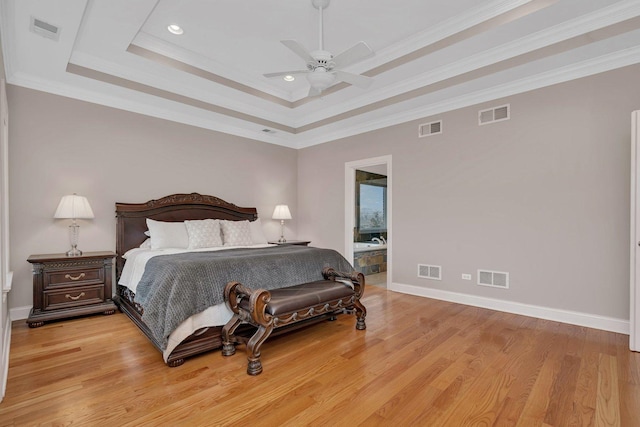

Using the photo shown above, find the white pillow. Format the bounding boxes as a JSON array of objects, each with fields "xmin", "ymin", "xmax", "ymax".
[
  {"xmin": 146, "ymin": 218, "xmax": 189, "ymax": 249},
  {"xmin": 185, "ymin": 219, "xmax": 223, "ymax": 249},
  {"xmin": 139, "ymin": 238, "xmax": 152, "ymax": 249},
  {"xmin": 221, "ymin": 220, "xmax": 253, "ymax": 246},
  {"xmin": 250, "ymin": 218, "xmax": 268, "ymax": 244}
]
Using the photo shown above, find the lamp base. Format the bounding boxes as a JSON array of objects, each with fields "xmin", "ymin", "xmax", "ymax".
[
  {"xmin": 66, "ymin": 223, "xmax": 82, "ymax": 256},
  {"xmin": 278, "ymin": 219, "xmax": 287, "ymax": 243},
  {"xmin": 66, "ymin": 246, "xmax": 83, "ymax": 257}
]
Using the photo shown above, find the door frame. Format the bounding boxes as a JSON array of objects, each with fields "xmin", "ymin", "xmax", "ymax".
[
  {"xmin": 345, "ymin": 155, "xmax": 392, "ymax": 288},
  {"xmin": 630, "ymin": 111, "xmax": 639, "ymax": 351}
]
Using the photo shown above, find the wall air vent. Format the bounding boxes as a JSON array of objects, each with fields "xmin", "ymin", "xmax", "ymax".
[
  {"xmin": 418, "ymin": 120, "xmax": 443, "ymax": 137},
  {"xmin": 30, "ymin": 17, "xmax": 61, "ymax": 41},
  {"xmin": 418, "ymin": 264, "xmax": 441, "ymax": 280},
  {"xmin": 477, "ymin": 269, "xmax": 509, "ymax": 289},
  {"xmin": 478, "ymin": 104, "xmax": 510, "ymax": 125}
]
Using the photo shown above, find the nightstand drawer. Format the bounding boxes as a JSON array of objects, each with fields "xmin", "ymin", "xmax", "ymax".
[
  {"xmin": 45, "ymin": 267, "xmax": 104, "ymax": 288},
  {"xmin": 27, "ymin": 251, "xmax": 117, "ymax": 327},
  {"xmin": 43, "ymin": 284, "xmax": 105, "ymax": 310}
]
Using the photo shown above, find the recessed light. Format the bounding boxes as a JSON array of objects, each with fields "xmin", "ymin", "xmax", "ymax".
[
  {"xmin": 283, "ymin": 75, "xmax": 295, "ymax": 82},
  {"xmin": 167, "ymin": 24, "xmax": 183, "ymax": 35}
]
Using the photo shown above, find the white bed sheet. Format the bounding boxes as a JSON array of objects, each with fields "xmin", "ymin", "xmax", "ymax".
[{"xmin": 119, "ymin": 244, "xmax": 275, "ymax": 362}]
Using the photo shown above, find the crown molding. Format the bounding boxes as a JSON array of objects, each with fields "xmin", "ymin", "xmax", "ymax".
[
  {"xmin": 11, "ymin": 42, "xmax": 640, "ymax": 151},
  {"xmin": 9, "ymin": 42, "xmax": 640, "ymax": 151},
  {"xmin": 8, "ymin": 70, "xmax": 298, "ymax": 147},
  {"xmin": 127, "ymin": 0, "xmax": 553, "ymax": 108},
  {"xmin": 6, "ymin": 0, "xmax": 640, "ymax": 151},
  {"xmin": 70, "ymin": 50, "xmax": 297, "ymax": 126},
  {"xmin": 296, "ymin": 46, "xmax": 640, "ymax": 148},
  {"xmin": 131, "ymin": 32, "xmax": 295, "ymax": 102},
  {"xmin": 355, "ymin": 0, "xmax": 540, "ymax": 73},
  {"xmin": 293, "ymin": 1, "xmax": 640, "ymax": 128}
]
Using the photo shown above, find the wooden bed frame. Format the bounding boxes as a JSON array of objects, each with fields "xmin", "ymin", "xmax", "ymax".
[{"xmin": 114, "ymin": 193, "xmax": 259, "ymax": 367}]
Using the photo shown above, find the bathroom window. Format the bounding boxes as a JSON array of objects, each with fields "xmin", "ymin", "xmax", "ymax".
[{"xmin": 358, "ymin": 182, "xmax": 387, "ymax": 232}]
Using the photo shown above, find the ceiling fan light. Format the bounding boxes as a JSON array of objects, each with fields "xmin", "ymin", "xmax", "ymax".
[
  {"xmin": 283, "ymin": 75, "xmax": 295, "ymax": 82},
  {"xmin": 307, "ymin": 70, "xmax": 336, "ymax": 91}
]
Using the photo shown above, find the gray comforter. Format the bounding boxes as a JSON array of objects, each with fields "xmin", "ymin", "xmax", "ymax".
[{"xmin": 134, "ymin": 245, "xmax": 354, "ymax": 349}]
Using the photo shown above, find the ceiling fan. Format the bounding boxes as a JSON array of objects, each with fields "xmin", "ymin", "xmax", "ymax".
[{"xmin": 263, "ymin": 0, "xmax": 374, "ymax": 97}]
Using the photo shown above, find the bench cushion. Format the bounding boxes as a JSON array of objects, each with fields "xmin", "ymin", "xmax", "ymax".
[{"xmin": 238, "ymin": 280, "xmax": 354, "ymax": 316}]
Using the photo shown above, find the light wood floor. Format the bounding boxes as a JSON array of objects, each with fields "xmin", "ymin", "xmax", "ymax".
[
  {"xmin": 365, "ymin": 272, "xmax": 387, "ymax": 288},
  {"xmin": 1, "ymin": 286, "xmax": 639, "ymax": 426}
]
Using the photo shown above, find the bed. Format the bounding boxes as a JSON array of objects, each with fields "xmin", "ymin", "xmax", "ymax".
[{"xmin": 114, "ymin": 193, "xmax": 355, "ymax": 367}]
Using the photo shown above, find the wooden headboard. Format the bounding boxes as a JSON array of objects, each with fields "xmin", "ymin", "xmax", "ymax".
[{"xmin": 115, "ymin": 193, "xmax": 258, "ymax": 279}]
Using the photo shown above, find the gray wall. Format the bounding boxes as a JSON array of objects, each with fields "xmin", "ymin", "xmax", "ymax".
[
  {"xmin": 8, "ymin": 86, "xmax": 298, "ymax": 310},
  {"xmin": 298, "ymin": 64, "xmax": 640, "ymax": 320},
  {"xmin": 7, "ymin": 65, "xmax": 640, "ymax": 321}
]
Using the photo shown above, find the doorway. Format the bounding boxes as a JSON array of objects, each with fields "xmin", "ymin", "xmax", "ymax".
[{"xmin": 345, "ymin": 155, "xmax": 392, "ymax": 289}]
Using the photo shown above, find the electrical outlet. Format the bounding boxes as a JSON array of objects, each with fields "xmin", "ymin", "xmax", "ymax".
[{"xmin": 462, "ymin": 274, "xmax": 472, "ymax": 280}]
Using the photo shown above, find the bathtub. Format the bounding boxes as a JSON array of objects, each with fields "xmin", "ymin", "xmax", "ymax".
[
  {"xmin": 353, "ymin": 242, "xmax": 387, "ymax": 275},
  {"xmin": 353, "ymin": 241, "xmax": 387, "ymax": 252}
]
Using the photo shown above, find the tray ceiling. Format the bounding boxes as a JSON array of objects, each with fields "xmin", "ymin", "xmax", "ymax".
[{"xmin": 1, "ymin": 0, "xmax": 640, "ymax": 148}]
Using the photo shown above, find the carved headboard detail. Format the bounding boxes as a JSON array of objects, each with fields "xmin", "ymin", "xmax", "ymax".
[{"xmin": 115, "ymin": 193, "xmax": 258, "ymax": 279}]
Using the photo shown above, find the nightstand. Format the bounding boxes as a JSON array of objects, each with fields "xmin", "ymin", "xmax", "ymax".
[
  {"xmin": 268, "ymin": 240, "xmax": 311, "ymax": 246},
  {"xmin": 26, "ymin": 251, "xmax": 117, "ymax": 327}
]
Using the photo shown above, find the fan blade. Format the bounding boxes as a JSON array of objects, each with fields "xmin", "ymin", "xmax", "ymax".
[
  {"xmin": 263, "ymin": 70, "xmax": 308, "ymax": 78},
  {"xmin": 281, "ymin": 40, "xmax": 315, "ymax": 64},
  {"xmin": 334, "ymin": 70, "xmax": 373, "ymax": 89},
  {"xmin": 308, "ymin": 86, "xmax": 322, "ymax": 97},
  {"xmin": 332, "ymin": 41, "xmax": 374, "ymax": 69}
]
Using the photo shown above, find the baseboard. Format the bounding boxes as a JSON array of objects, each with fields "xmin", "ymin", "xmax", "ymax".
[
  {"xmin": 1, "ymin": 310, "xmax": 11, "ymax": 402},
  {"xmin": 10, "ymin": 306, "xmax": 30, "ymax": 322},
  {"xmin": 389, "ymin": 282, "xmax": 630, "ymax": 335}
]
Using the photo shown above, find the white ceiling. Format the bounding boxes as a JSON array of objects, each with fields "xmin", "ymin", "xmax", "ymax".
[{"xmin": 1, "ymin": 0, "xmax": 640, "ymax": 148}]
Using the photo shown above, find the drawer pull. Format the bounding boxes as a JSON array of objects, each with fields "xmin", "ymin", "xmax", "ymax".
[
  {"xmin": 64, "ymin": 273, "xmax": 86, "ymax": 281},
  {"xmin": 65, "ymin": 292, "xmax": 85, "ymax": 301}
]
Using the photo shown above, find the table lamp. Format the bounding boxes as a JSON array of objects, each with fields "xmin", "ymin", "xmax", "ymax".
[
  {"xmin": 272, "ymin": 204, "xmax": 292, "ymax": 243},
  {"xmin": 54, "ymin": 193, "xmax": 94, "ymax": 256}
]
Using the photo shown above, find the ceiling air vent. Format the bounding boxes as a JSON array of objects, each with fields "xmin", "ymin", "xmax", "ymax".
[
  {"xmin": 478, "ymin": 104, "xmax": 510, "ymax": 126},
  {"xmin": 30, "ymin": 16, "xmax": 61, "ymax": 41},
  {"xmin": 418, "ymin": 120, "xmax": 442, "ymax": 137},
  {"xmin": 477, "ymin": 269, "xmax": 509, "ymax": 289},
  {"xmin": 418, "ymin": 264, "xmax": 441, "ymax": 280},
  {"xmin": 261, "ymin": 129, "xmax": 276, "ymax": 134}
]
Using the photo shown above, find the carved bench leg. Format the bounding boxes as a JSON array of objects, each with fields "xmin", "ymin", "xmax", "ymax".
[
  {"xmin": 221, "ymin": 314, "xmax": 243, "ymax": 357},
  {"xmin": 167, "ymin": 358, "xmax": 185, "ymax": 367},
  {"xmin": 246, "ymin": 324, "xmax": 274, "ymax": 376},
  {"xmin": 354, "ymin": 299, "xmax": 367, "ymax": 330}
]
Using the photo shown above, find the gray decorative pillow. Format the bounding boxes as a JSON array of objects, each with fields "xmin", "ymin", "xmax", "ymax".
[
  {"xmin": 185, "ymin": 219, "xmax": 223, "ymax": 249},
  {"xmin": 221, "ymin": 220, "xmax": 253, "ymax": 246}
]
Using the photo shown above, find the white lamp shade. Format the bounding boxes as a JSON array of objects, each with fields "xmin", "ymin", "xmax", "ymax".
[
  {"xmin": 272, "ymin": 205, "xmax": 292, "ymax": 220},
  {"xmin": 54, "ymin": 194, "xmax": 95, "ymax": 219}
]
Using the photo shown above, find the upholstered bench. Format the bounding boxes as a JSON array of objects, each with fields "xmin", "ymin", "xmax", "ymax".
[{"xmin": 221, "ymin": 267, "xmax": 366, "ymax": 375}]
